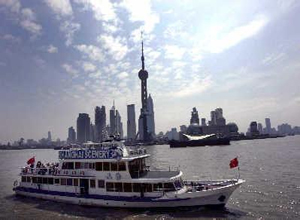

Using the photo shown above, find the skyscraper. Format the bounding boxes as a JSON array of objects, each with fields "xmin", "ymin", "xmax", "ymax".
[
  {"xmin": 67, "ymin": 126, "xmax": 76, "ymax": 143},
  {"xmin": 265, "ymin": 118, "xmax": 271, "ymax": 134},
  {"xmin": 138, "ymin": 34, "xmax": 151, "ymax": 142},
  {"xmin": 201, "ymin": 118, "xmax": 206, "ymax": 126},
  {"xmin": 110, "ymin": 103, "xmax": 116, "ymax": 136},
  {"xmin": 47, "ymin": 131, "xmax": 52, "ymax": 142},
  {"xmin": 127, "ymin": 104, "xmax": 136, "ymax": 141},
  {"xmin": 115, "ymin": 110, "xmax": 123, "ymax": 139},
  {"xmin": 95, "ymin": 106, "xmax": 106, "ymax": 142},
  {"xmin": 190, "ymin": 107, "xmax": 200, "ymax": 125},
  {"xmin": 77, "ymin": 113, "xmax": 91, "ymax": 143},
  {"xmin": 147, "ymin": 94, "xmax": 155, "ymax": 138}
]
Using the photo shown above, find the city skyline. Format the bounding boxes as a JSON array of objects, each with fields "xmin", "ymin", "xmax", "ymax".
[{"xmin": 1, "ymin": 1, "xmax": 300, "ymax": 143}]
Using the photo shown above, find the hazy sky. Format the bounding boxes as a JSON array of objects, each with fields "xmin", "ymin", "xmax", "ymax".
[{"xmin": 1, "ymin": 0, "xmax": 300, "ymax": 143}]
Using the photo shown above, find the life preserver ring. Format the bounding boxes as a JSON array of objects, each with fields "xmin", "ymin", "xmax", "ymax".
[
  {"xmin": 72, "ymin": 171, "xmax": 76, "ymax": 175},
  {"xmin": 80, "ymin": 171, "xmax": 85, "ymax": 175},
  {"xmin": 13, "ymin": 180, "xmax": 18, "ymax": 187}
]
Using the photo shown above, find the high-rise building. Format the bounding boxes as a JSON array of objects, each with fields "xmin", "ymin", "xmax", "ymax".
[
  {"xmin": 257, "ymin": 123, "xmax": 263, "ymax": 134},
  {"xmin": 47, "ymin": 131, "xmax": 52, "ymax": 142},
  {"xmin": 147, "ymin": 94, "xmax": 155, "ymax": 138},
  {"xmin": 249, "ymin": 121, "xmax": 259, "ymax": 136},
  {"xmin": 210, "ymin": 111, "xmax": 217, "ymax": 126},
  {"xmin": 265, "ymin": 118, "xmax": 271, "ymax": 134},
  {"xmin": 110, "ymin": 103, "xmax": 116, "ymax": 136},
  {"xmin": 190, "ymin": 107, "xmax": 200, "ymax": 125},
  {"xmin": 77, "ymin": 113, "xmax": 91, "ymax": 143},
  {"xmin": 95, "ymin": 106, "xmax": 106, "ymax": 142},
  {"xmin": 116, "ymin": 110, "xmax": 123, "ymax": 139},
  {"xmin": 201, "ymin": 118, "xmax": 206, "ymax": 126},
  {"xmin": 127, "ymin": 104, "xmax": 136, "ymax": 141},
  {"xmin": 67, "ymin": 126, "xmax": 76, "ymax": 143}
]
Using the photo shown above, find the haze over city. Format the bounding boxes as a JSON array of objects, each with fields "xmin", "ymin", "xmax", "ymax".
[{"xmin": 1, "ymin": 0, "xmax": 300, "ymax": 143}]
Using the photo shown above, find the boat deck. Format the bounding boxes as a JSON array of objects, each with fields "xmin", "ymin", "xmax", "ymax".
[{"xmin": 136, "ymin": 171, "xmax": 180, "ymax": 179}]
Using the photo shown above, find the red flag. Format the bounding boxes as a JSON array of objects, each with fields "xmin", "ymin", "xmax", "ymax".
[
  {"xmin": 230, "ymin": 157, "xmax": 238, "ymax": 169},
  {"xmin": 27, "ymin": 156, "xmax": 35, "ymax": 165}
]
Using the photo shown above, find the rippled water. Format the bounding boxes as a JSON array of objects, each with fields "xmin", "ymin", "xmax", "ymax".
[{"xmin": 0, "ymin": 136, "xmax": 299, "ymax": 219}]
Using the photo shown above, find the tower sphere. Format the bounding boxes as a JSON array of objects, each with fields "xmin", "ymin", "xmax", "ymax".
[{"xmin": 138, "ymin": 69, "xmax": 148, "ymax": 80}]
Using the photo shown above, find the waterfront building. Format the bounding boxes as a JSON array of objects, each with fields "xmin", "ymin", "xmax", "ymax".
[
  {"xmin": 127, "ymin": 104, "xmax": 136, "ymax": 141},
  {"xmin": 258, "ymin": 123, "xmax": 263, "ymax": 134},
  {"xmin": 147, "ymin": 94, "xmax": 155, "ymax": 138},
  {"xmin": 190, "ymin": 107, "xmax": 200, "ymax": 125},
  {"xmin": 116, "ymin": 110, "xmax": 123, "ymax": 139},
  {"xmin": 76, "ymin": 113, "xmax": 91, "ymax": 143},
  {"xmin": 265, "ymin": 118, "xmax": 271, "ymax": 134},
  {"xmin": 110, "ymin": 103, "xmax": 116, "ymax": 136},
  {"xmin": 67, "ymin": 126, "xmax": 76, "ymax": 143},
  {"xmin": 278, "ymin": 123, "xmax": 293, "ymax": 135},
  {"xmin": 201, "ymin": 118, "xmax": 206, "ymax": 126},
  {"xmin": 95, "ymin": 106, "xmax": 106, "ymax": 142},
  {"xmin": 47, "ymin": 131, "xmax": 52, "ymax": 142},
  {"xmin": 249, "ymin": 121, "xmax": 259, "ymax": 136}
]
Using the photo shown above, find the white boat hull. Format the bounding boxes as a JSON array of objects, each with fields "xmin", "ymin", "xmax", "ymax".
[{"xmin": 14, "ymin": 180, "xmax": 244, "ymax": 208}]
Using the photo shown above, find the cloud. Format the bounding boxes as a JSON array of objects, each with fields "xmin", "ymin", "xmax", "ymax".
[
  {"xmin": 204, "ymin": 15, "xmax": 269, "ymax": 53},
  {"xmin": 74, "ymin": 44, "xmax": 104, "ymax": 61},
  {"xmin": 44, "ymin": 0, "xmax": 73, "ymax": 18},
  {"xmin": 47, "ymin": 44, "xmax": 58, "ymax": 53},
  {"xmin": 82, "ymin": 62, "xmax": 96, "ymax": 72},
  {"xmin": 262, "ymin": 52, "xmax": 286, "ymax": 65},
  {"xmin": 98, "ymin": 34, "xmax": 128, "ymax": 61},
  {"xmin": 0, "ymin": 1, "xmax": 42, "ymax": 36},
  {"xmin": 171, "ymin": 76, "xmax": 212, "ymax": 98},
  {"xmin": 119, "ymin": 0, "xmax": 159, "ymax": 33},
  {"xmin": 164, "ymin": 45, "xmax": 186, "ymax": 60},
  {"xmin": 75, "ymin": 0, "xmax": 117, "ymax": 22},
  {"xmin": 60, "ymin": 20, "xmax": 80, "ymax": 46},
  {"xmin": 0, "ymin": 0, "xmax": 21, "ymax": 13},
  {"xmin": 62, "ymin": 63, "xmax": 78, "ymax": 77},
  {"xmin": 0, "ymin": 34, "xmax": 21, "ymax": 43},
  {"xmin": 117, "ymin": 71, "xmax": 129, "ymax": 79},
  {"xmin": 89, "ymin": 71, "xmax": 101, "ymax": 79}
]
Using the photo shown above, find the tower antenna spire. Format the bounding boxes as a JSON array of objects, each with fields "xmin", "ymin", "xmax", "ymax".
[{"xmin": 141, "ymin": 31, "xmax": 145, "ymax": 70}]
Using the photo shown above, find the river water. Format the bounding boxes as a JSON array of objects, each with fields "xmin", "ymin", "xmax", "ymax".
[{"xmin": 0, "ymin": 136, "xmax": 299, "ymax": 219}]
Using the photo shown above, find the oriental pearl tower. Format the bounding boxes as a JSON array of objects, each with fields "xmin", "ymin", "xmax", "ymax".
[{"xmin": 138, "ymin": 33, "xmax": 150, "ymax": 142}]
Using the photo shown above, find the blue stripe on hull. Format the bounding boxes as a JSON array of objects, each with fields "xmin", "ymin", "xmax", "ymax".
[{"xmin": 14, "ymin": 187, "xmax": 189, "ymax": 203}]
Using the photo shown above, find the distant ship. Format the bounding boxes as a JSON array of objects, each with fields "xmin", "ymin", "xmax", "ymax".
[
  {"xmin": 169, "ymin": 134, "xmax": 230, "ymax": 148},
  {"xmin": 14, "ymin": 139, "xmax": 243, "ymax": 208}
]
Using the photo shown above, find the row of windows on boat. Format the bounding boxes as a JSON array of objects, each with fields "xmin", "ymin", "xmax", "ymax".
[
  {"xmin": 61, "ymin": 162, "xmax": 126, "ymax": 171},
  {"xmin": 21, "ymin": 176, "xmax": 181, "ymax": 192}
]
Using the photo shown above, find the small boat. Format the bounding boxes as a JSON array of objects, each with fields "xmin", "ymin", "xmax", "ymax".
[
  {"xmin": 13, "ymin": 140, "xmax": 244, "ymax": 208},
  {"xmin": 170, "ymin": 134, "xmax": 230, "ymax": 148}
]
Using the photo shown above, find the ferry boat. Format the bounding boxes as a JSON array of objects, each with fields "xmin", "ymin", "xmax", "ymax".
[{"xmin": 13, "ymin": 140, "xmax": 244, "ymax": 208}]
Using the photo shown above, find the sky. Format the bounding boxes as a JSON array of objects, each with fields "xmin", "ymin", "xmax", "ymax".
[{"xmin": 0, "ymin": 0, "xmax": 300, "ymax": 143}]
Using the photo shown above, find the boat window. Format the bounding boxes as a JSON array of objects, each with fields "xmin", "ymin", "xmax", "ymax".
[
  {"xmin": 133, "ymin": 183, "xmax": 141, "ymax": 192},
  {"xmin": 144, "ymin": 183, "xmax": 153, "ymax": 192},
  {"xmin": 32, "ymin": 177, "xmax": 37, "ymax": 183},
  {"xmin": 26, "ymin": 176, "xmax": 31, "ymax": 183},
  {"xmin": 61, "ymin": 178, "xmax": 67, "ymax": 185},
  {"xmin": 75, "ymin": 162, "xmax": 81, "ymax": 169},
  {"xmin": 67, "ymin": 178, "xmax": 73, "ymax": 186},
  {"xmin": 98, "ymin": 180, "xmax": 105, "ymax": 188},
  {"xmin": 48, "ymin": 178, "xmax": 54, "ymax": 185},
  {"xmin": 89, "ymin": 163, "xmax": 95, "ymax": 169},
  {"xmin": 74, "ymin": 179, "xmax": 78, "ymax": 186},
  {"xmin": 103, "ymin": 162, "xmax": 110, "ymax": 171},
  {"xmin": 42, "ymin": 178, "xmax": 48, "ymax": 184},
  {"xmin": 115, "ymin": 182, "xmax": 122, "ymax": 192},
  {"xmin": 54, "ymin": 178, "xmax": 60, "ymax": 185},
  {"xmin": 90, "ymin": 179, "xmax": 96, "ymax": 188},
  {"xmin": 111, "ymin": 162, "xmax": 117, "ymax": 171},
  {"xmin": 21, "ymin": 176, "xmax": 26, "ymax": 182},
  {"xmin": 96, "ymin": 162, "xmax": 103, "ymax": 171},
  {"xmin": 118, "ymin": 162, "xmax": 126, "ymax": 171},
  {"xmin": 62, "ymin": 162, "xmax": 74, "ymax": 170},
  {"xmin": 106, "ymin": 182, "xmax": 114, "ymax": 191},
  {"xmin": 153, "ymin": 183, "xmax": 163, "ymax": 191},
  {"xmin": 84, "ymin": 163, "xmax": 89, "ymax": 169},
  {"xmin": 164, "ymin": 182, "xmax": 175, "ymax": 192},
  {"xmin": 37, "ymin": 177, "xmax": 42, "ymax": 184},
  {"xmin": 123, "ymin": 183, "xmax": 132, "ymax": 192}
]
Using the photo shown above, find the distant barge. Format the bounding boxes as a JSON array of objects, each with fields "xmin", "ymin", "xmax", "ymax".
[{"xmin": 169, "ymin": 134, "xmax": 230, "ymax": 148}]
